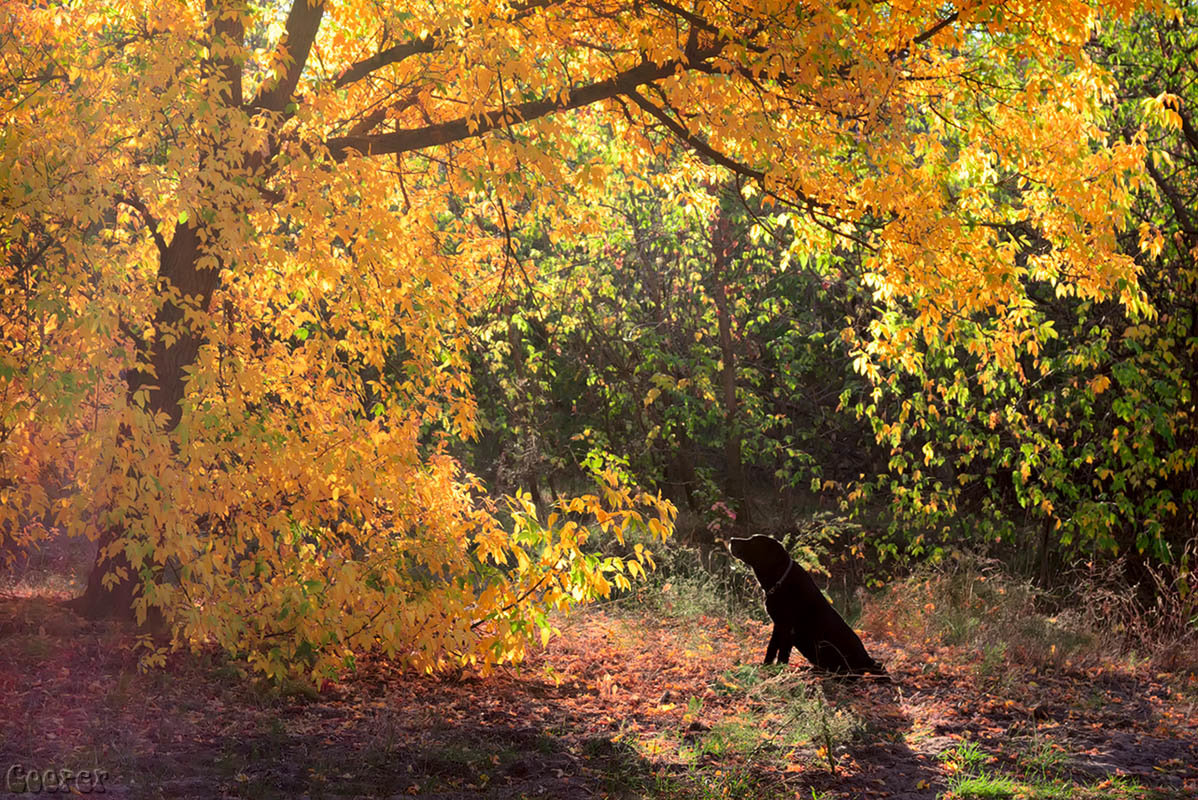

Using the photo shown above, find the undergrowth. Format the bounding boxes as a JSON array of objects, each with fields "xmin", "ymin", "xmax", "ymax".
[{"xmin": 861, "ymin": 552, "xmax": 1197, "ymax": 677}]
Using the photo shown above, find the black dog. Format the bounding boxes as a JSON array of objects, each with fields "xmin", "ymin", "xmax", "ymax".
[{"xmin": 729, "ymin": 534, "xmax": 885, "ymax": 676}]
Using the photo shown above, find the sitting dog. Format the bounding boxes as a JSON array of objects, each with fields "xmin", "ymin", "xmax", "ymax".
[{"xmin": 729, "ymin": 534, "xmax": 885, "ymax": 676}]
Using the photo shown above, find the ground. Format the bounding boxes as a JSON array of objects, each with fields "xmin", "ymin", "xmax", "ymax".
[{"xmin": 1, "ymin": 580, "xmax": 1195, "ymax": 800}]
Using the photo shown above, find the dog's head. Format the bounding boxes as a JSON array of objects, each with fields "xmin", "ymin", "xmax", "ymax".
[{"xmin": 728, "ymin": 535, "xmax": 789, "ymax": 583}]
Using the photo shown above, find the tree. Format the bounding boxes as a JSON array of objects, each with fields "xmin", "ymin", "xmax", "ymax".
[
  {"xmin": 0, "ymin": 0, "xmax": 1146, "ymax": 676},
  {"xmin": 842, "ymin": 4, "xmax": 1197, "ymax": 579}
]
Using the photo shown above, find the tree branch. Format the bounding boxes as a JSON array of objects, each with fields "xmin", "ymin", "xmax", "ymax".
[
  {"xmin": 334, "ymin": 36, "xmax": 438, "ymax": 88},
  {"xmin": 471, "ymin": 573, "xmax": 551, "ymax": 630},
  {"xmin": 645, "ymin": 0, "xmax": 770, "ymax": 55},
  {"xmin": 911, "ymin": 11, "xmax": 960, "ymax": 49},
  {"xmin": 252, "ymin": 0, "xmax": 326, "ymax": 112},
  {"xmin": 625, "ymin": 88, "xmax": 764, "ymax": 182},
  {"xmin": 206, "ymin": 0, "xmax": 245, "ymax": 108},
  {"xmin": 889, "ymin": 11, "xmax": 960, "ymax": 62},
  {"xmin": 1172, "ymin": 100, "xmax": 1198, "ymax": 157},
  {"xmin": 333, "ymin": 0, "xmax": 559, "ymax": 89},
  {"xmin": 341, "ymin": 90, "xmax": 422, "ymax": 139},
  {"xmin": 624, "ymin": 88, "xmax": 871, "ymax": 247},
  {"xmin": 325, "ymin": 49, "xmax": 720, "ymax": 160},
  {"xmin": 1145, "ymin": 158, "xmax": 1198, "ymax": 238},
  {"xmin": 644, "ymin": 0, "xmax": 721, "ymax": 41}
]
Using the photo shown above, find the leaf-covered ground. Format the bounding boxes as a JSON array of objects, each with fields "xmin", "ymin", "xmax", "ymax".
[{"xmin": 1, "ymin": 588, "xmax": 1194, "ymax": 799}]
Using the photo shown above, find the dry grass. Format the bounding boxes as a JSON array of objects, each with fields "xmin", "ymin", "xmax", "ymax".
[{"xmin": 859, "ymin": 552, "xmax": 1198, "ymax": 680}]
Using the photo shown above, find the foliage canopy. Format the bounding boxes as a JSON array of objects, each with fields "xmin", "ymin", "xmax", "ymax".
[{"xmin": 0, "ymin": 0, "xmax": 1152, "ymax": 675}]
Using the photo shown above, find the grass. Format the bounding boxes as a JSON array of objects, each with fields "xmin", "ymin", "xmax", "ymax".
[
  {"xmin": 703, "ymin": 661, "xmax": 864, "ymax": 763},
  {"xmin": 938, "ymin": 751, "xmax": 1174, "ymax": 800},
  {"xmin": 588, "ymin": 538, "xmax": 1198, "ymax": 799},
  {"xmin": 619, "ymin": 538, "xmax": 764, "ymax": 622},
  {"xmin": 935, "ymin": 738, "xmax": 1177, "ymax": 800},
  {"xmin": 594, "ymin": 658, "xmax": 866, "ymax": 798},
  {"xmin": 1021, "ymin": 737, "xmax": 1068, "ymax": 783},
  {"xmin": 862, "ymin": 558, "xmax": 1104, "ymax": 676},
  {"xmin": 946, "ymin": 774, "xmax": 1022, "ymax": 799}
]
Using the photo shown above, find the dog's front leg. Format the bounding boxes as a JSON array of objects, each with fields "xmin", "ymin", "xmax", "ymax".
[
  {"xmin": 771, "ymin": 622, "xmax": 790, "ymax": 661},
  {"xmin": 777, "ymin": 629, "xmax": 793, "ymax": 664},
  {"xmin": 764, "ymin": 623, "xmax": 783, "ymax": 664}
]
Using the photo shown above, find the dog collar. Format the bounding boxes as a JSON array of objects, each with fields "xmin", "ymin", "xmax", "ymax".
[{"xmin": 765, "ymin": 559, "xmax": 794, "ymax": 597}]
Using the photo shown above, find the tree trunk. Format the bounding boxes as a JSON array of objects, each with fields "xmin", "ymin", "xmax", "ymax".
[
  {"xmin": 1035, "ymin": 516, "xmax": 1053, "ymax": 589},
  {"xmin": 709, "ymin": 203, "xmax": 751, "ymax": 534},
  {"xmin": 668, "ymin": 440, "xmax": 699, "ymax": 515},
  {"xmin": 68, "ymin": 3, "xmax": 249, "ymax": 623},
  {"xmin": 69, "ymin": 226, "xmax": 219, "ymax": 622}
]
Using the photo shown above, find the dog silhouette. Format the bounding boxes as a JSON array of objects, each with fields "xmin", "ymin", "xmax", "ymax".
[{"xmin": 730, "ymin": 534, "xmax": 885, "ymax": 676}]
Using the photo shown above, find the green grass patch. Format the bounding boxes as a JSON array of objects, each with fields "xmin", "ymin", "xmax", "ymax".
[{"xmin": 935, "ymin": 738, "xmax": 1178, "ymax": 800}]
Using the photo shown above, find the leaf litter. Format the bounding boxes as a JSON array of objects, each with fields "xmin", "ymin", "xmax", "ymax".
[{"xmin": 0, "ymin": 595, "xmax": 1194, "ymax": 798}]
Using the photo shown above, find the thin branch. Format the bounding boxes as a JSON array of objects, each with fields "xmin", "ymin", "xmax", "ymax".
[
  {"xmin": 624, "ymin": 87, "xmax": 764, "ymax": 182},
  {"xmin": 625, "ymin": 88, "xmax": 875, "ymax": 248},
  {"xmin": 471, "ymin": 573, "xmax": 551, "ymax": 630},
  {"xmin": 116, "ymin": 194, "xmax": 168, "ymax": 254},
  {"xmin": 1145, "ymin": 158, "xmax": 1198, "ymax": 238},
  {"xmin": 333, "ymin": 36, "xmax": 438, "ymax": 88},
  {"xmin": 333, "ymin": 0, "xmax": 559, "ymax": 89},
  {"xmin": 1172, "ymin": 100, "xmax": 1198, "ymax": 157},
  {"xmin": 889, "ymin": 11, "xmax": 961, "ymax": 62},
  {"xmin": 341, "ymin": 90, "xmax": 421, "ymax": 138},
  {"xmin": 911, "ymin": 11, "xmax": 961, "ymax": 49},
  {"xmin": 644, "ymin": 0, "xmax": 723, "ymax": 42}
]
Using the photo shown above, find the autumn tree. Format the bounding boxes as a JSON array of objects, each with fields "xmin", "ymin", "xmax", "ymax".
[
  {"xmin": 843, "ymin": 4, "xmax": 1197, "ymax": 580},
  {"xmin": 0, "ymin": 0, "xmax": 1147, "ymax": 675}
]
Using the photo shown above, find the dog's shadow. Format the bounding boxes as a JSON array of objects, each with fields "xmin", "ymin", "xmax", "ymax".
[{"xmin": 772, "ymin": 669, "xmax": 945, "ymax": 798}]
